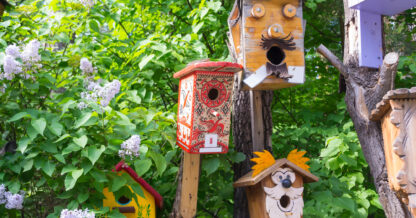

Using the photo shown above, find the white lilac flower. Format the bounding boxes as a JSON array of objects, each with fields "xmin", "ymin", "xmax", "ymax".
[
  {"xmin": 78, "ymin": 102, "xmax": 88, "ymax": 110},
  {"xmin": 118, "ymin": 135, "xmax": 141, "ymax": 159},
  {"xmin": 80, "ymin": 58, "xmax": 94, "ymax": 75},
  {"xmin": 98, "ymin": 80, "xmax": 121, "ymax": 107},
  {"xmin": 5, "ymin": 44, "xmax": 20, "ymax": 58},
  {"xmin": 79, "ymin": 0, "xmax": 95, "ymax": 8},
  {"xmin": 0, "ymin": 184, "xmax": 6, "ymax": 204},
  {"xmin": 4, "ymin": 191, "xmax": 24, "ymax": 209},
  {"xmin": 60, "ymin": 208, "xmax": 95, "ymax": 218},
  {"xmin": 3, "ymin": 55, "xmax": 22, "ymax": 79},
  {"xmin": 21, "ymin": 40, "xmax": 41, "ymax": 66}
]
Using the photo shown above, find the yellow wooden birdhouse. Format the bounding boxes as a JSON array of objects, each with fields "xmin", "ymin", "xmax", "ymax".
[
  {"xmin": 228, "ymin": 0, "xmax": 305, "ymax": 90},
  {"xmin": 103, "ymin": 161, "xmax": 163, "ymax": 218},
  {"xmin": 370, "ymin": 88, "xmax": 416, "ymax": 216},
  {"xmin": 234, "ymin": 150, "xmax": 318, "ymax": 218}
]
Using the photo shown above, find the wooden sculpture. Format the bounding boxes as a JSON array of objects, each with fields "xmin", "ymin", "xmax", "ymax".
[
  {"xmin": 103, "ymin": 161, "xmax": 163, "ymax": 218},
  {"xmin": 348, "ymin": 0, "xmax": 416, "ymax": 68},
  {"xmin": 234, "ymin": 150, "xmax": 318, "ymax": 218},
  {"xmin": 227, "ymin": 0, "xmax": 305, "ymax": 90},
  {"xmin": 370, "ymin": 88, "xmax": 416, "ymax": 216},
  {"xmin": 174, "ymin": 61, "xmax": 242, "ymax": 154}
]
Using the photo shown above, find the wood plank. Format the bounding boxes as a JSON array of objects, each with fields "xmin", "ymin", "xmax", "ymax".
[
  {"xmin": 180, "ymin": 152, "xmax": 201, "ymax": 218},
  {"xmin": 245, "ymin": 183, "xmax": 268, "ymax": 218},
  {"xmin": 250, "ymin": 90, "xmax": 265, "ymax": 152}
]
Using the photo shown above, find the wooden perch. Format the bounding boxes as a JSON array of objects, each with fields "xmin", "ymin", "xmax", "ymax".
[
  {"xmin": 317, "ymin": 44, "xmax": 347, "ymax": 77},
  {"xmin": 378, "ymin": 52, "xmax": 400, "ymax": 92}
]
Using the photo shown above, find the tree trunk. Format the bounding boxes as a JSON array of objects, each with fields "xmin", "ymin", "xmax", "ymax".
[
  {"xmin": 232, "ymin": 80, "xmax": 273, "ymax": 217},
  {"xmin": 317, "ymin": 1, "xmax": 412, "ymax": 217}
]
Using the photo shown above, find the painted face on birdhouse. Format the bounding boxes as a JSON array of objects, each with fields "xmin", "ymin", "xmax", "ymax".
[{"xmin": 228, "ymin": 0, "xmax": 305, "ymax": 90}]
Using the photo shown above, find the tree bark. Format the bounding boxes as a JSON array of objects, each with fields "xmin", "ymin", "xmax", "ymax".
[
  {"xmin": 232, "ymin": 80, "xmax": 273, "ymax": 217},
  {"xmin": 316, "ymin": 1, "xmax": 412, "ymax": 217}
]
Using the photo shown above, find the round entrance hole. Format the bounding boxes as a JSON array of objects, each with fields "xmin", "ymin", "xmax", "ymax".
[
  {"xmin": 117, "ymin": 196, "xmax": 131, "ymax": 205},
  {"xmin": 279, "ymin": 195, "xmax": 290, "ymax": 208},
  {"xmin": 208, "ymin": 88, "xmax": 219, "ymax": 100},
  {"xmin": 267, "ymin": 46, "xmax": 285, "ymax": 65}
]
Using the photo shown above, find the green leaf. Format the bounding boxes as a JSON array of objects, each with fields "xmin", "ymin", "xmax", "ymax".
[
  {"xmin": 130, "ymin": 183, "xmax": 145, "ymax": 199},
  {"xmin": 42, "ymin": 161, "xmax": 56, "ymax": 177},
  {"xmin": 22, "ymin": 159, "xmax": 33, "ymax": 172},
  {"xmin": 48, "ymin": 121, "xmax": 63, "ymax": 136},
  {"xmin": 134, "ymin": 159, "xmax": 152, "ymax": 177},
  {"xmin": 110, "ymin": 176, "xmax": 127, "ymax": 192},
  {"xmin": 8, "ymin": 112, "xmax": 30, "ymax": 122},
  {"xmin": 72, "ymin": 169, "xmax": 83, "ymax": 181},
  {"xmin": 77, "ymin": 192, "xmax": 89, "ymax": 203},
  {"xmin": 229, "ymin": 152, "xmax": 246, "ymax": 163},
  {"xmin": 73, "ymin": 135, "xmax": 88, "ymax": 148},
  {"xmin": 61, "ymin": 165, "xmax": 77, "ymax": 175},
  {"xmin": 53, "ymin": 154, "xmax": 66, "ymax": 164},
  {"xmin": 62, "ymin": 143, "xmax": 82, "ymax": 155},
  {"xmin": 148, "ymin": 151, "xmax": 167, "ymax": 176},
  {"xmin": 65, "ymin": 174, "xmax": 76, "ymax": 191},
  {"xmin": 139, "ymin": 54, "xmax": 155, "ymax": 70},
  {"xmin": 74, "ymin": 112, "xmax": 92, "ymax": 129},
  {"xmin": 333, "ymin": 196, "xmax": 356, "ymax": 212},
  {"xmin": 17, "ymin": 137, "xmax": 31, "ymax": 154},
  {"xmin": 81, "ymin": 160, "xmax": 93, "ymax": 174},
  {"xmin": 89, "ymin": 19, "xmax": 100, "ymax": 32},
  {"xmin": 202, "ymin": 158, "xmax": 220, "ymax": 175},
  {"xmin": 54, "ymin": 134, "xmax": 71, "ymax": 143},
  {"xmin": 86, "ymin": 145, "xmax": 105, "ymax": 165},
  {"xmin": 31, "ymin": 118, "xmax": 47, "ymax": 136},
  {"xmin": 321, "ymin": 137, "xmax": 342, "ymax": 157},
  {"xmin": 91, "ymin": 171, "xmax": 108, "ymax": 183}
]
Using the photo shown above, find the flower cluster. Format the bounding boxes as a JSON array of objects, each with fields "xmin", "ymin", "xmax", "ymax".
[
  {"xmin": 0, "ymin": 40, "xmax": 42, "ymax": 81},
  {"xmin": 118, "ymin": 135, "xmax": 141, "ymax": 160},
  {"xmin": 60, "ymin": 208, "xmax": 95, "ymax": 218},
  {"xmin": 0, "ymin": 184, "xmax": 24, "ymax": 210},
  {"xmin": 79, "ymin": 0, "xmax": 95, "ymax": 8},
  {"xmin": 80, "ymin": 57, "xmax": 94, "ymax": 75}
]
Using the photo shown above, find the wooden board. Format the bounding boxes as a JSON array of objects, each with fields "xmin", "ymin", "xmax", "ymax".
[{"xmin": 180, "ymin": 153, "xmax": 201, "ymax": 218}]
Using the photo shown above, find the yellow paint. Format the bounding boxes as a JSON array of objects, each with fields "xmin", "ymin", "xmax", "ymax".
[
  {"xmin": 287, "ymin": 149, "xmax": 310, "ymax": 172},
  {"xmin": 103, "ymin": 183, "xmax": 156, "ymax": 218},
  {"xmin": 251, "ymin": 150, "xmax": 276, "ymax": 177}
]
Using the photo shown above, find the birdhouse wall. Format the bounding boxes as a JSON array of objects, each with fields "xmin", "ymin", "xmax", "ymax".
[{"xmin": 176, "ymin": 72, "xmax": 235, "ymax": 154}]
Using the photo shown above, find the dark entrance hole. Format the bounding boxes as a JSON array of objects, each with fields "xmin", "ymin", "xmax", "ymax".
[
  {"xmin": 117, "ymin": 196, "xmax": 131, "ymax": 205},
  {"xmin": 208, "ymin": 88, "xmax": 219, "ymax": 100},
  {"xmin": 280, "ymin": 195, "xmax": 290, "ymax": 208},
  {"xmin": 267, "ymin": 46, "xmax": 285, "ymax": 65}
]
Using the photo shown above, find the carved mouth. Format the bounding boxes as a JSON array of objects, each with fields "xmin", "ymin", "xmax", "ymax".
[
  {"xmin": 112, "ymin": 206, "xmax": 135, "ymax": 213},
  {"xmin": 277, "ymin": 194, "xmax": 294, "ymax": 212}
]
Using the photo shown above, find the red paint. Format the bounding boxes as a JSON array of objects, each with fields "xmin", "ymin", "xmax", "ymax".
[
  {"xmin": 114, "ymin": 161, "xmax": 163, "ymax": 209},
  {"xmin": 173, "ymin": 61, "xmax": 242, "ymax": 79}
]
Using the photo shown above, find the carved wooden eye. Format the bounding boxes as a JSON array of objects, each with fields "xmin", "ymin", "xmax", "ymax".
[
  {"xmin": 251, "ymin": 3, "xmax": 265, "ymax": 18},
  {"xmin": 283, "ymin": 4, "xmax": 297, "ymax": 18}
]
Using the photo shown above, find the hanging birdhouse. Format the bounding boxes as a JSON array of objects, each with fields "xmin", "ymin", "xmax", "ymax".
[
  {"xmin": 174, "ymin": 61, "xmax": 242, "ymax": 154},
  {"xmin": 348, "ymin": 0, "xmax": 416, "ymax": 68},
  {"xmin": 370, "ymin": 88, "xmax": 416, "ymax": 216},
  {"xmin": 103, "ymin": 161, "xmax": 163, "ymax": 218},
  {"xmin": 228, "ymin": 0, "xmax": 305, "ymax": 90},
  {"xmin": 234, "ymin": 150, "xmax": 318, "ymax": 218}
]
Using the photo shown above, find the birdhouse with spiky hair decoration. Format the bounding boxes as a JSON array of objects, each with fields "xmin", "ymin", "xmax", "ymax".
[
  {"xmin": 234, "ymin": 150, "xmax": 318, "ymax": 218},
  {"xmin": 227, "ymin": 0, "xmax": 305, "ymax": 90},
  {"xmin": 174, "ymin": 61, "xmax": 243, "ymax": 154}
]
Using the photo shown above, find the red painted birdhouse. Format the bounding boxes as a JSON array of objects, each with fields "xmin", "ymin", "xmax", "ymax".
[{"xmin": 174, "ymin": 61, "xmax": 243, "ymax": 154}]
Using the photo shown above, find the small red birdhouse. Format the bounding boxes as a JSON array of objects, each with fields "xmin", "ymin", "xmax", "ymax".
[{"xmin": 174, "ymin": 61, "xmax": 242, "ymax": 154}]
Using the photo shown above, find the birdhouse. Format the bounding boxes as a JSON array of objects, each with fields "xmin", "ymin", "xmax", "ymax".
[
  {"xmin": 174, "ymin": 61, "xmax": 243, "ymax": 154},
  {"xmin": 370, "ymin": 88, "xmax": 416, "ymax": 216},
  {"xmin": 227, "ymin": 0, "xmax": 305, "ymax": 90},
  {"xmin": 103, "ymin": 161, "xmax": 163, "ymax": 218},
  {"xmin": 234, "ymin": 150, "xmax": 318, "ymax": 218},
  {"xmin": 348, "ymin": 0, "xmax": 416, "ymax": 68}
]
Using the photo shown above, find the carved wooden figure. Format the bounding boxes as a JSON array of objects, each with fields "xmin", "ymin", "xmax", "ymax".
[
  {"xmin": 174, "ymin": 61, "xmax": 242, "ymax": 154},
  {"xmin": 103, "ymin": 161, "xmax": 163, "ymax": 218},
  {"xmin": 234, "ymin": 150, "xmax": 318, "ymax": 218},
  {"xmin": 370, "ymin": 88, "xmax": 416, "ymax": 216},
  {"xmin": 227, "ymin": 0, "xmax": 305, "ymax": 90}
]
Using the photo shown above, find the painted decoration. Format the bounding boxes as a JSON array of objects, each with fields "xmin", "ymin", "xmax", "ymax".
[
  {"xmin": 348, "ymin": 0, "xmax": 416, "ymax": 68},
  {"xmin": 370, "ymin": 88, "xmax": 416, "ymax": 215},
  {"xmin": 227, "ymin": 0, "xmax": 305, "ymax": 90},
  {"xmin": 103, "ymin": 161, "xmax": 163, "ymax": 218},
  {"xmin": 264, "ymin": 168, "xmax": 304, "ymax": 218},
  {"xmin": 174, "ymin": 61, "xmax": 243, "ymax": 154},
  {"xmin": 233, "ymin": 150, "xmax": 318, "ymax": 218}
]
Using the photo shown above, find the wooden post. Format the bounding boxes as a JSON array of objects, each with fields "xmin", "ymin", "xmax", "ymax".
[
  {"xmin": 250, "ymin": 90, "xmax": 265, "ymax": 152},
  {"xmin": 179, "ymin": 152, "xmax": 201, "ymax": 218}
]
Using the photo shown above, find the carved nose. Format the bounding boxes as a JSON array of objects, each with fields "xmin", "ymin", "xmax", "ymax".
[{"xmin": 282, "ymin": 178, "xmax": 292, "ymax": 188}]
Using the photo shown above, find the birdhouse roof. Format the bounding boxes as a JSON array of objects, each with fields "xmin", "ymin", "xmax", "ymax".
[
  {"xmin": 173, "ymin": 61, "xmax": 243, "ymax": 79},
  {"xmin": 370, "ymin": 87, "xmax": 416, "ymax": 121},
  {"xmin": 114, "ymin": 161, "xmax": 163, "ymax": 209},
  {"xmin": 349, "ymin": 0, "xmax": 416, "ymax": 16},
  {"xmin": 233, "ymin": 158, "xmax": 319, "ymax": 188}
]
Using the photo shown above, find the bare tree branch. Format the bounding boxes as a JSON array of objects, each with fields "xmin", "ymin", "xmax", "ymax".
[{"xmin": 317, "ymin": 44, "xmax": 347, "ymax": 78}]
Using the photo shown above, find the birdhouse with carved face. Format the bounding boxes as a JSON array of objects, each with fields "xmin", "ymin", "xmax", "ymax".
[
  {"xmin": 234, "ymin": 150, "xmax": 318, "ymax": 218},
  {"xmin": 174, "ymin": 61, "xmax": 242, "ymax": 154},
  {"xmin": 370, "ymin": 88, "xmax": 416, "ymax": 216},
  {"xmin": 103, "ymin": 161, "xmax": 163, "ymax": 218},
  {"xmin": 228, "ymin": 0, "xmax": 305, "ymax": 90}
]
